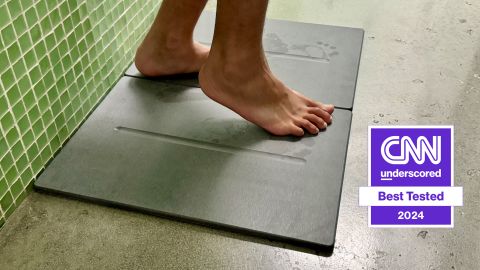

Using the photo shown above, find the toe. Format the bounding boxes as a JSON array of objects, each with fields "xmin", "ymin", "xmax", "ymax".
[
  {"xmin": 290, "ymin": 125, "xmax": 305, "ymax": 136},
  {"xmin": 295, "ymin": 119, "xmax": 319, "ymax": 134},
  {"xmin": 307, "ymin": 107, "xmax": 333, "ymax": 124},
  {"xmin": 310, "ymin": 101, "xmax": 334, "ymax": 114},
  {"xmin": 322, "ymin": 103, "xmax": 335, "ymax": 113},
  {"xmin": 293, "ymin": 90, "xmax": 334, "ymax": 113},
  {"xmin": 304, "ymin": 114, "xmax": 327, "ymax": 129}
]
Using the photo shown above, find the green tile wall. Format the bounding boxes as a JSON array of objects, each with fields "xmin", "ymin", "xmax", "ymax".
[{"xmin": 0, "ymin": 0, "xmax": 160, "ymax": 227}]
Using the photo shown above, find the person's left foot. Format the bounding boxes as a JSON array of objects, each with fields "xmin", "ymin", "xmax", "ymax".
[{"xmin": 135, "ymin": 38, "xmax": 209, "ymax": 77}]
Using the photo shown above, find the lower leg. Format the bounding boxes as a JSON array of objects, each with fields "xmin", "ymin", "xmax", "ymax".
[
  {"xmin": 199, "ymin": 0, "xmax": 334, "ymax": 136},
  {"xmin": 135, "ymin": 0, "xmax": 209, "ymax": 76}
]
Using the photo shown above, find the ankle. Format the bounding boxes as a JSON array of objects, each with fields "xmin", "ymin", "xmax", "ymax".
[
  {"xmin": 161, "ymin": 31, "xmax": 193, "ymax": 51},
  {"xmin": 141, "ymin": 30, "xmax": 193, "ymax": 54},
  {"xmin": 205, "ymin": 50, "xmax": 268, "ymax": 81}
]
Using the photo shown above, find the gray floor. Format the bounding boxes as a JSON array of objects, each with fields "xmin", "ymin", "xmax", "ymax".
[{"xmin": 1, "ymin": 0, "xmax": 480, "ymax": 269}]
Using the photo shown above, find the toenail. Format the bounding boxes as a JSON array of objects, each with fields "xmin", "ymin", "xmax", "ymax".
[{"xmin": 323, "ymin": 122, "xmax": 327, "ymax": 128}]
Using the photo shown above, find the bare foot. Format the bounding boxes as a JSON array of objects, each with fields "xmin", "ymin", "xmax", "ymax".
[
  {"xmin": 199, "ymin": 58, "xmax": 334, "ymax": 136},
  {"xmin": 135, "ymin": 39, "xmax": 209, "ymax": 77}
]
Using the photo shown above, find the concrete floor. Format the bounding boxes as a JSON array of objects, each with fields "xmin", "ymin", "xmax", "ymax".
[{"xmin": 1, "ymin": 0, "xmax": 480, "ymax": 269}]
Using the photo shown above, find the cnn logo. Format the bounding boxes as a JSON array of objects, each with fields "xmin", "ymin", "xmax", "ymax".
[{"xmin": 381, "ymin": 136, "xmax": 441, "ymax": 165}]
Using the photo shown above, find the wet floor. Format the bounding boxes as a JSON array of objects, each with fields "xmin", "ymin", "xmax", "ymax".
[{"xmin": 1, "ymin": 0, "xmax": 479, "ymax": 269}]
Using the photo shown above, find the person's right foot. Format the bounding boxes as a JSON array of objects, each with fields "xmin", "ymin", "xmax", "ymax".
[{"xmin": 199, "ymin": 56, "xmax": 334, "ymax": 136}]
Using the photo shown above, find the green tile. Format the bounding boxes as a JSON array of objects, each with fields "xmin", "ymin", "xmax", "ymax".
[
  {"xmin": 10, "ymin": 179, "xmax": 24, "ymax": 200},
  {"xmin": 63, "ymin": 103, "xmax": 73, "ymax": 117},
  {"xmin": 23, "ymin": 92, "xmax": 35, "ymax": 110},
  {"xmin": 0, "ymin": 95, "xmax": 8, "ymax": 116},
  {"xmin": 0, "ymin": 192, "xmax": 14, "ymax": 213},
  {"xmin": 43, "ymin": 71, "xmax": 55, "ymax": 89},
  {"xmin": 39, "ymin": 16, "xmax": 52, "ymax": 35},
  {"xmin": 0, "ymin": 138, "xmax": 7, "ymax": 158},
  {"xmin": 50, "ymin": 47, "xmax": 61, "ymax": 65},
  {"xmin": 11, "ymin": 141, "xmax": 24, "ymax": 160},
  {"xmin": 17, "ymin": 75, "xmax": 31, "ymax": 96},
  {"xmin": 31, "ymin": 155, "xmax": 43, "ymax": 174},
  {"xmin": 1, "ymin": 68, "xmax": 15, "ymax": 91},
  {"xmin": 25, "ymin": 7, "xmax": 39, "ymax": 28},
  {"xmin": 73, "ymin": 62, "xmax": 82, "ymax": 77},
  {"xmin": 34, "ymin": 40, "xmax": 47, "ymax": 60},
  {"xmin": 40, "ymin": 145, "xmax": 51, "ymax": 164},
  {"xmin": 46, "ymin": 1, "xmax": 56, "ymax": 11},
  {"xmin": 85, "ymin": 31, "xmax": 94, "ymax": 44},
  {"xmin": 32, "ymin": 80, "xmax": 45, "ymax": 100},
  {"xmin": 52, "ymin": 62, "xmax": 63, "ymax": 77},
  {"xmin": 54, "ymin": 114, "xmax": 65, "ymax": 130},
  {"xmin": 7, "ymin": 42, "xmax": 22, "ymax": 64},
  {"xmin": 53, "ymin": 25, "xmax": 64, "ymax": 42},
  {"xmin": 29, "ymin": 66, "xmax": 41, "ymax": 85},
  {"xmin": 38, "ymin": 95, "xmax": 49, "ymax": 113},
  {"xmin": 78, "ymin": 39, "xmax": 87, "ymax": 56},
  {"xmin": 39, "ymin": 56, "xmax": 51, "ymax": 75},
  {"xmin": 0, "ymin": 152, "xmax": 14, "ymax": 173},
  {"xmin": 63, "ymin": 16, "xmax": 73, "ymax": 34},
  {"xmin": 65, "ymin": 68, "xmax": 75, "ymax": 86},
  {"xmin": 35, "ymin": 1, "xmax": 48, "ymax": 19},
  {"xmin": 58, "ymin": 125, "xmax": 68, "ymax": 142},
  {"xmin": 0, "ymin": 50, "xmax": 9, "ymax": 74},
  {"xmin": 0, "ymin": 112, "xmax": 15, "ymax": 131},
  {"xmin": 14, "ymin": 188, "xmax": 28, "ymax": 207},
  {"xmin": 66, "ymin": 116, "xmax": 76, "ymax": 132},
  {"xmin": 5, "ymin": 166, "xmax": 19, "ymax": 185},
  {"xmin": 6, "ymin": 84, "xmax": 21, "ymax": 105},
  {"xmin": 12, "ymin": 100, "xmax": 26, "ymax": 119},
  {"xmin": 20, "ymin": 167, "xmax": 33, "ymax": 186},
  {"xmin": 0, "ymin": 178, "xmax": 8, "ymax": 198},
  {"xmin": 58, "ymin": 40, "xmax": 68, "ymax": 56},
  {"xmin": 27, "ymin": 105, "xmax": 40, "ymax": 123},
  {"xmin": 71, "ymin": 9, "xmax": 81, "ymax": 26},
  {"xmin": 42, "ymin": 109, "xmax": 53, "ymax": 125},
  {"xmin": 12, "ymin": 59, "xmax": 27, "ymax": 78},
  {"xmin": 13, "ymin": 15, "xmax": 27, "ymax": 36},
  {"xmin": 17, "ymin": 114, "xmax": 30, "ymax": 134},
  {"xmin": 59, "ymin": 2, "xmax": 69, "ymax": 19},
  {"xmin": 24, "ymin": 49, "xmax": 37, "ymax": 70},
  {"xmin": 0, "ymin": 5, "xmax": 11, "ymax": 29},
  {"xmin": 45, "ymin": 32, "xmax": 56, "ymax": 49},
  {"xmin": 37, "ymin": 132, "xmax": 47, "ymax": 150},
  {"xmin": 20, "ymin": 0, "xmax": 34, "ymax": 10},
  {"xmin": 29, "ymin": 24, "xmax": 42, "ymax": 44},
  {"xmin": 62, "ymin": 57, "xmax": 72, "ymax": 74},
  {"xmin": 26, "ymin": 142, "xmax": 38, "ymax": 162},
  {"xmin": 46, "ymin": 122, "xmax": 57, "ymax": 140},
  {"xmin": 16, "ymin": 154, "xmax": 28, "ymax": 172},
  {"xmin": 46, "ymin": 87, "xmax": 58, "ymax": 105},
  {"xmin": 18, "ymin": 32, "xmax": 32, "ymax": 54},
  {"xmin": 6, "ymin": 0, "xmax": 22, "ymax": 20},
  {"xmin": 70, "ymin": 46, "xmax": 80, "ymax": 61},
  {"xmin": 50, "ymin": 135, "xmax": 60, "ymax": 152},
  {"xmin": 6, "ymin": 127, "xmax": 20, "ymax": 146},
  {"xmin": 23, "ymin": 130, "xmax": 34, "ymax": 148},
  {"xmin": 50, "ymin": 8, "xmax": 61, "ymax": 26},
  {"xmin": 32, "ymin": 119, "xmax": 44, "ymax": 137}
]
